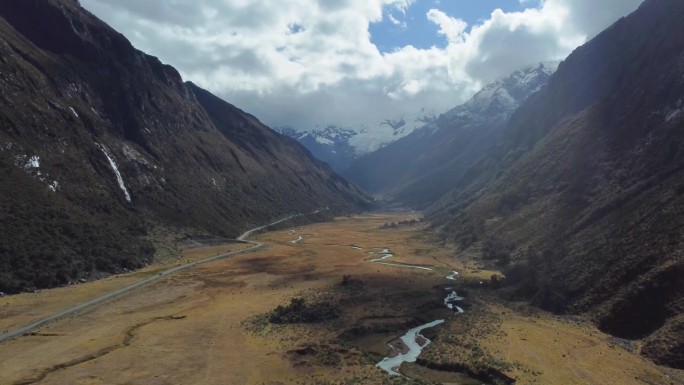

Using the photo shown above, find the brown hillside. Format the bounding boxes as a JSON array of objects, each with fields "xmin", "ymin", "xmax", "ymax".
[
  {"xmin": 429, "ymin": 0, "xmax": 684, "ymax": 368},
  {"xmin": 0, "ymin": 0, "xmax": 370, "ymax": 293}
]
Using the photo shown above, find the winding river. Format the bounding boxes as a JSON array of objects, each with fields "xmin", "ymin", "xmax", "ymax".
[
  {"xmin": 289, "ymin": 236, "xmax": 304, "ymax": 244},
  {"xmin": 369, "ymin": 249, "xmax": 394, "ymax": 262},
  {"xmin": 368, "ymin": 248, "xmax": 434, "ymax": 270},
  {"xmin": 376, "ymin": 320, "xmax": 446, "ymax": 375},
  {"xmin": 369, "ymin": 248, "xmax": 466, "ymax": 376}
]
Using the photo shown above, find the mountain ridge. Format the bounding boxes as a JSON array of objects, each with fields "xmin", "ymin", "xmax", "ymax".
[
  {"xmin": 343, "ymin": 62, "xmax": 558, "ymax": 207},
  {"xmin": 0, "ymin": 0, "xmax": 370, "ymax": 293},
  {"xmin": 275, "ymin": 108, "xmax": 439, "ymax": 172},
  {"xmin": 426, "ymin": 0, "xmax": 684, "ymax": 368}
]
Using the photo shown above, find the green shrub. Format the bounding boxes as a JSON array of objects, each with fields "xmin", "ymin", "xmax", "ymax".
[{"xmin": 269, "ymin": 297, "xmax": 340, "ymax": 324}]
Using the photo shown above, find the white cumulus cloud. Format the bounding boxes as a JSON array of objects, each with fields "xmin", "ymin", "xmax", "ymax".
[{"xmin": 80, "ymin": 0, "xmax": 644, "ymax": 130}]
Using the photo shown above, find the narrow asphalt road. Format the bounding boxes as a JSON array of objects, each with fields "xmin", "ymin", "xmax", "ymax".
[{"xmin": 0, "ymin": 210, "xmax": 323, "ymax": 344}]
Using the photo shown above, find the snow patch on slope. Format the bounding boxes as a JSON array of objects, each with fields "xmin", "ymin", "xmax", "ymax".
[
  {"xmin": 315, "ymin": 136, "xmax": 334, "ymax": 145},
  {"xmin": 48, "ymin": 180, "xmax": 59, "ymax": 192},
  {"xmin": 664, "ymin": 98, "xmax": 683, "ymax": 123},
  {"xmin": 25, "ymin": 155, "xmax": 40, "ymax": 170}
]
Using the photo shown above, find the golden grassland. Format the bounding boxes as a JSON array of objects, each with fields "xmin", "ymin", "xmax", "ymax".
[
  {"xmin": 0, "ymin": 213, "xmax": 680, "ymax": 385},
  {"xmin": 424, "ymin": 296, "xmax": 683, "ymax": 385},
  {"xmin": 478, "ymin": 303, "xmax": 683, "ymax": 385},
  {"xmin": 0, "ymin": 242, "xmax": 250, "ymax": 333}
]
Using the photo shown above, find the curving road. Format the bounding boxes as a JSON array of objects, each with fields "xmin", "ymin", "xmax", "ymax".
[{"xmin": 0, "ymin": 210, "xmax": 324, "ymax": 344}]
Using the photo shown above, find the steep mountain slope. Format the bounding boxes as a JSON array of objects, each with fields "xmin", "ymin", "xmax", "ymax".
[
  {"xmin": 429, "ymin": 0, "xmax": 684, "ymax": 368},
  {"xmin": 0, "ymin": 0, "xmax": 369, "ymax": 293},
  {"xmin": 344, "ymin": 63, "xmax": 557, "ymax": 207},
  {"xmin": 275, "ymin": 109, "xmax": 438, "ymax": 172}
]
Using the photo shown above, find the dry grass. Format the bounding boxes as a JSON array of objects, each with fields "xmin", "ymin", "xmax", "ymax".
[
  {"xmin": 477, "ymin": 304, "xmax": 677, "ymax": 385},
  {"xmin": 0, "ymin": 213, "xmax": 680, "ymax": 385},
  {"xmin": 425, "ymin": 298, "xmax": 679, "ymax": 385},
  {"xmin": 0, "ymin": 242, "xmax": 249, "ymax": 333}
]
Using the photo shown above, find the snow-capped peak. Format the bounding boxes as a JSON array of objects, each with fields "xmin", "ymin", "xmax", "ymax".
[
  {"xmin": 276, "ymin": 62, "xmax": 557, "ymax": 172},
  {"xmin": 442, "ymin": 61, "xmax": 559, "ymax": 122}
]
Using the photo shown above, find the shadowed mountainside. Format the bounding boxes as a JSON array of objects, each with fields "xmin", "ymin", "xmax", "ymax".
[
  {"xmin": 427, "ymin": 0, "xmax": 684, "ymax": 368},
  {"xmin": 0, "ymin": 0, "xmax": 370, "ymax": 293}
]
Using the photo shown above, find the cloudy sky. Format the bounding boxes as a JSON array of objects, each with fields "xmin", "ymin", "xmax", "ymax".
[{"xmin": 80, "ymin": 0, "xmax": 644, "ymax": 131}]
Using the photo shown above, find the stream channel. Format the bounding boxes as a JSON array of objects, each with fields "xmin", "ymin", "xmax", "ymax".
[{"xmin": 366, "ymin": 247, "xmax": 467, "ymax": 376}]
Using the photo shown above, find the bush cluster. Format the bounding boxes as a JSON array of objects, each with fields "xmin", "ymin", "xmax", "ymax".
[
  {"xmin": 269, "ymin": 297, "xmax": 340, "ymax": 324},
  {"xmin": 379, "ymin": 218, "xmax": 421, "ymax": 229},
  {"xmin": 482, "ymin": 235, "xmax": 514, "ymax": 266},
  {"xmin": 0, "ymin": 158, "xmax": 153, "ymax": 293}
]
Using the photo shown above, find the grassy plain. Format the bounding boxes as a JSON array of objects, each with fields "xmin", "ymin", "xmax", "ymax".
[
  {"xmin": 0, "ymin": 213, "xmax": 680, "ymax": 385},
  {"xmin": 0, "ymin": 242, "xmax": 250, "ymax": 333}
]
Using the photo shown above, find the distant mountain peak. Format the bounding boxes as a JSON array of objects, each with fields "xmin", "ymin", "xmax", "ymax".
[
  {"xmin": 277, "ymin": 63, "xmax": 557, "ymax": 176},
  {"xmin": 342, "ymin": 62, "xmax": 558, "ymax": 200},
  {"xmin": 275, "ymin": 107, "xmax": 439, "ymax": 172},
  {"xmin": 443, "ymin": 61, "xmax": 559, "ymax": 122}
]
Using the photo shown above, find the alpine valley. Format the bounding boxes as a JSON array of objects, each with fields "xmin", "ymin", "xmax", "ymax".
[
  {"xmin": 1, "ymin": 0, "xmax": 683, "ymax": 384},
  {"xmin": 348, "ymin": 0, "xmax": 684, "ymax": 370}
]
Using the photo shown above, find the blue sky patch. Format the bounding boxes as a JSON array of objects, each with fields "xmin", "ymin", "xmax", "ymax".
[{"xmin": 370, "ymin": 0, "xmax": 534, "ymax": 52}]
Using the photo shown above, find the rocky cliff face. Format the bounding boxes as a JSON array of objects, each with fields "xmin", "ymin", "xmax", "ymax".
[
  {"xmin": 428, "ymin": 0, "xmax": 684, "ymax": 368},
  {"xmin": 343, "ymin": 63, "xmax": 557, "ymax": 207},
  {"xmin": 0, "ymin": 0, "xmax": 370, "ymax": 293}
]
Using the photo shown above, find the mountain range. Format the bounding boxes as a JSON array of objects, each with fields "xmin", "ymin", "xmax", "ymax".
[
  {"xmin": 344, "ymin": 62, "xmax": 558, "ymax": 207},
  {"xmin": 275, "ymin": 108, "xmax": 438, "ymax": 172},
  {"xmin": 1, "ymin": 0, "xmax": 683, "ymax": 372},
  {"xmin": 347, "ymin": 0, "xmax": 683, "ymax": 368},
  {"xmin": 0, "ymin": 0, "xmax": 369, "ymax": 293}
]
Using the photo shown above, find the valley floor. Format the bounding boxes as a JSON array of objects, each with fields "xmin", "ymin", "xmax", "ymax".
[{"xmin": 0, "ymin": 213, "xmax": 681, "ymax": 385}]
